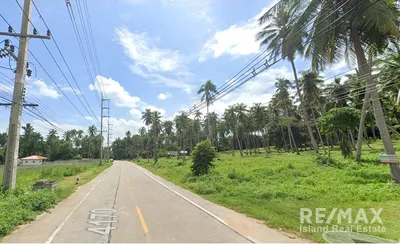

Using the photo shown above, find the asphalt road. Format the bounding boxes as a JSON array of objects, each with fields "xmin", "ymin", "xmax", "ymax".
[{"xmin": 3, "ymin": 161, "xmax": 304, "ymax": 243}]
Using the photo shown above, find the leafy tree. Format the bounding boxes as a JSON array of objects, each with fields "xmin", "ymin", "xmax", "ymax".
[{"xmin": 191, "ymin": 140, "xmax": 216, "ymax": 176}]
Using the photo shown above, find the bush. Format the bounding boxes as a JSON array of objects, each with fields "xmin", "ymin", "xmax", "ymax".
[{"xmin": 191, "ymin": 140, "xmax": 217, "ymax": 176}]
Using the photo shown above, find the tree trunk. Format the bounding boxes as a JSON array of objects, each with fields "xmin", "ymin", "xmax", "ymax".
[
  {"xmin": 312, "ymin": 108, "xmax": 326, "ymax": 153},
  {"xmin": 287, "ymin": 124, "xmax": 294, "ymax": 153},
  {"xmin": 261, "ymin": 129, "xmax": 269, "ymax": 156},
  {"xmin": 289, "ymin": 125, "xmax": 299, "ymax": 154},
  {"xmin": 289, "ymin": 58, "xmax": 319, "ymax": 153},
  {"xmin": 355, "ymin": 92, "xmax": 370, "ymax": 162},
  {"xmin": 207, "ymin": 104, "xmax": 211, "ymax": 142},
  {"xmin": 351, "ymin": 24, "xmax": 400, "ymax": 183},
  {"xmin": 231, "ymin": 131, "xmax": 235, "ymax": 156},
  {"xmin": 348, "ymin": 130, "xmax": 356, "ymax": 151},
  {"xmin": 280, "ymin": 125, "xmax": 288, "ymax": 152},
  {"xmin": 235, "ymin": 128, "xmax": 243, "ymax": 156}
]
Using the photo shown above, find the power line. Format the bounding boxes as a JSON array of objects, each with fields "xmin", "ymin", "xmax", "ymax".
[
  {"xmin": 26, "ymin": 0, "xmax": 101, "ymax": 125},
  {"xmin": 0, "ymin": 12, "xmax": 98, "ymax": 126},
  {"xmin": 186, "ymin": 0, "xmax": 370, "ymax": 115}
]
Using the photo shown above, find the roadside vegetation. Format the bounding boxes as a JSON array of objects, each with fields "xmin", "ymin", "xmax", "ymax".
[
  {"xmin": 136, "ymin": 141, "xmax": 400, "ymax": 242},
  {"xmin": 0, "ymin": 163, "xmax": 110, "ymax": 238}
]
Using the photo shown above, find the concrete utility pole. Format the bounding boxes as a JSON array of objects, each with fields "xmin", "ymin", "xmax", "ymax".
[
  {"xmin": 107, "ymin": 122, "xmax": 112, "ymax": 161},
  {"xmin": 1, "ymin": 0, "xmax": 50, "ymax": 190},
  {"xmin": 100, "ymin": 98, "xmax": 109, "ymax": 165}
]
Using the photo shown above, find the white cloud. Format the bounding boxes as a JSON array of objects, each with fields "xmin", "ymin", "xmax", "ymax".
[
  {"xmin": 31, "ymin": 80, "xmax": 60, "ymax": 99},
  {"xmin": 90, "ymin": 75, "xmax": 141, "ymax": 108},
  {"xmin": 129, "ymin": 108, "xmax": 142, "ymax": 120},
  {"xmin": 199, "ymin": 23, "xmax": 260, "ymax": 62},
  {"xmin": 115, "ymin": 27, "xmax": 195, "ymax": 93},
  {"xmin": 89, "ymin": 75, "xmax": 165, "ymax": 121},
  {"xmin": 198, "ymin": 2, "xmax": 278, "ymax": 62},
  {"xmin": 30, "ymin": 119, "xmax": 86, "ymax": 136},
  {"xmin": 157, "ymin": 92, "xmax": 172, "ymax": 100},
  {"xmin": 109, "ymin": 117, "xmax": 143, "ymax": 140},
  {"xmin": 115, "ymin": 28, "xmax": 181, "ymax": 73},
  {"xmin": 60, "ymin": 85, "xmax": 82, "ymax": 95}
]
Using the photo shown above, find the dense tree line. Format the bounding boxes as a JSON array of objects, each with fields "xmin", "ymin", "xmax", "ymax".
[{"xmin": 0, "ymin": 124, "xmax": 103, "ymax": 163}]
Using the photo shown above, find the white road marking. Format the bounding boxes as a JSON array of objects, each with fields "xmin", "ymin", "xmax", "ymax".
[
  {"xmin": 132, "ymin": 163, "xmax": 258, "ymax": 243},
  {"xmin": 45, "ymin": 165, "xmax": 116, "ymax": 244}
]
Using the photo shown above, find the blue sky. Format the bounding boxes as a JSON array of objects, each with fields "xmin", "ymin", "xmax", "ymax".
[{"xmin": 0, "ymin": 0, "xmax": 350, "ymax": 140}]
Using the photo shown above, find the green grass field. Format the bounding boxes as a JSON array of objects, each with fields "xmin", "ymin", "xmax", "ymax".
[
  {"xmin": 136, "ymin": 141, "xmax": 400, "ymax": 242},
  {"xmin": 0, "ymin": 162, "xmax": 111, "ymax": 238}
]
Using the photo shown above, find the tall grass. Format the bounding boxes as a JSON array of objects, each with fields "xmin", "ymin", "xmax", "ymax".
[
  {"xmin": 0, "ymin": 163, "xmax": 110, "ymax": 238},
  {"xmin": 137, "ymin": 141, "xmax": 400, "ymax": 242}
]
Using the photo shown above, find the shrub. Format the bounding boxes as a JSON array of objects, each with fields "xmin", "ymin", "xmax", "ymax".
[{"xmin": 191, "ymin": 140, "xmax": 217, "ymax": 176}]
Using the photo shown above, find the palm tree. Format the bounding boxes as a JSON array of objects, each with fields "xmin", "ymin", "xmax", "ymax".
[
  {"xmin": 151, "ymin": 111, "xmax": 162, "ymax": 163},
  {"xmin": 224, "ymin": 106, "xmax": 242, "ymax": 156},
  {"xmin": 257, "ymin": 1, "xmax": 318, "ymax": 153},
  {"xmin": 296, "ymin": 0, "xmax": 400, "ymax": 181},
  {"xmin": 300, "ymin": 71, "xmax": 326, "ymax": 150},
  {"xmin": 250, "ymin": 103, "xmax": 269, "ymax": 155},
  {"xmin": 197, "ymin": 80, "xmax": 218, "ymax": 141},
  {"xmin": 138, "ymin": 127, "xmax": 146, "ymax": 158},
  {"xmin": 235, "ymin": 103, "xmax": 248, "ymax": 155},
  {"xmin": 194, "ymin": 110, "xmax": 202, "ymax": 143},
  {"xmin": 87, "ymin": 125, "xmax": 97, "ymax": 158},
  {"xmin": 162, "ymin": 120, "xmax": 173, "ymax": 145},
  {"xmin": 274, "ymin": 78, "xmax": 297, "ymax": 153},
  {"xmin": 174, "ymin": 112, "xmax": 189, "ymax": 162},
  {"xmin": 141, "ymin": 109, "xmax": 152, "ymax": 162}
]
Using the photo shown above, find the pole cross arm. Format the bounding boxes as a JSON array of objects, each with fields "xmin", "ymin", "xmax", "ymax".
[{"xmin": 0, "ymin": 32, "xmax": 51, "ymax": 39}]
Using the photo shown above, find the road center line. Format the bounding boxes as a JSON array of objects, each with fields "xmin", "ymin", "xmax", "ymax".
[
  {"xmin": 136, "ymin": 206, "xmax": 149, "ymax": 234},
  {"xmin": 126, "ymin": 177, "xmax": 130, "ymax": 183},
  {"xmin": 133, "ymin": 164, "xmax": 257, "ymax": 243},
  {"xmin": 45, "ymin": 165, "xmax": 116, "ymax": 244}
]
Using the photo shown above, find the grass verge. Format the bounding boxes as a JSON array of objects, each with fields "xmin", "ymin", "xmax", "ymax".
[
  {"xmin": 0, "ymin": 162, "xmax": 111, "ymax": 238},
  {"xmin": 135, "ymin": 141, "xmax": 400, "ymax": 242}
]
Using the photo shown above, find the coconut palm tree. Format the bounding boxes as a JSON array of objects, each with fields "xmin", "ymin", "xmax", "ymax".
[
  {"xmin": 174, "ymin": 112, "xmax": 189, "ymax": 162},
  {"xmin": 295, "ymin": 0, "xmax": 400, "ymax": 181},
  {"xmin": 197, "ymin": 80, "xmax": 218, "ymax": 141},
  {"xmin": 224, "ymin": 105, "xmax": 243, "ymax": 156},
  {"xmin": 151, "ymin": 111, "xmax": 162, "ymax": 163},
  {"xmin": 141, "ymin": 109, "xmax": 152, "ymax": 162},
  {"xmin": 256, "ymin": 1, "xmax": 318, "ymax": 153},
  {"xmin": 234, "ymin": 103, "xmax": 249, "ymax": 154},
  {"xmin": 87, "ymin": 125, "xmax": 97, "ymax": 158},
  {"xmin": 274, "ymin": 78, "xmax": 297, "ymax": 153},
  {"xmin": 250, "ymin": 103, "xmax": 269, "ymax": 155},
  {"xmin": 300, "ymin": 71, "xmax": 326, "ymax": 150},
  {"xmin": 138, "ymin": 127, "xmax": 146, "ymax": 158}
]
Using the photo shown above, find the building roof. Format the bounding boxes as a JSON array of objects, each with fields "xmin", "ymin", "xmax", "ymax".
[{"xmin": 20, "ymin": 155, "xmax": 47, "ymax": 160}]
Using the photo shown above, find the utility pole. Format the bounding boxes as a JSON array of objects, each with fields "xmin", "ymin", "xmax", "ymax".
[
  {"xmin": 107, "ymin": 121, "xmax": 113, "ymax": 161},
  {"xmin": 100, "ymin": 97, "xmax": 109, "ymax": 165},
  {"xmin": 1, "ymin": 0, "xmax": 50, "ymax": 190}
]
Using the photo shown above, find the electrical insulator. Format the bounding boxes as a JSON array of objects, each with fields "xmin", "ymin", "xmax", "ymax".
[
  {"xmin": 27, "ymin": 69, "xmax": 32, "ymax": 77},
  {"xmin": 33, "ymin": 28, "xmax": 38, "ymax": 35},
  {"xmin": 10, "ymin": 45, "xmax": 15, "ymax": 53},
  {"xmin": 23, "ymin": 87, "xmax": 26, "ymax": 100},
  {"xmin": 4, "ymin": 39, "xmax": 10, "ymax": 48},
  {"xmin": 26, "ymin": 62, "xmax": 29, "ymax": 69},
  {"xmin": 8, "ymin": 26, "xmax": 12, "ymax": 33},
  {"xmin": 47, "ymin": 30, "xmax": 51, "ymax": 37}
]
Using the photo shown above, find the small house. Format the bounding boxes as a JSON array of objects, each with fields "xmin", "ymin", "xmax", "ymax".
[{"xmin": 20, "ymin": 155, "xmax": 47, "ymax": 166}]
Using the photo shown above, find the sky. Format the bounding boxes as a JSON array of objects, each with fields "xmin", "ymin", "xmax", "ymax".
[{"xmin": 0, "ymin": 0, "xmax": 351, "ymax": 141}]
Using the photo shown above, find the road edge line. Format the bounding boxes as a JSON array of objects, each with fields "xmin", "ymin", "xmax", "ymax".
[
  {"xmin": 133, "ymin": 163, "xmax": 258, "ymax": 243},
  {"xmin": 45, "ymin": 164, "xmax": 116, "ymax": 244}
]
